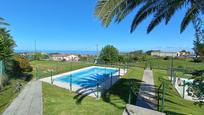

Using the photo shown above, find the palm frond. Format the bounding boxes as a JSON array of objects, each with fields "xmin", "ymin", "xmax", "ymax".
[
  {"xmin": 180, "ymin": 5, "xmax": 198, "ymax": 33},
  {"xmin": 94, "ymin": 0, "xmax": 204, "ymax": 33},
  {"xmin": 95, "ymin": 0, "xmax": 125, "ymax": 26},
  {"xmin": 147, "ymin": 0, "xmax": 186, "ymax": 33},
  {"xmin": 115, "ymin": 0, "xmax": 147, "ymax": 23},
  {"xmin": 147, "ymin": 13, "xmax": 166, "ymax": 33},
  {"xmin": 164, "ymin": 0, "xmax": 185, "ymax": 24},
  {"xmin": 130, "ymin": 0, "xmax": 158, "ymax": 33},
  {"xmin": 0, "ymin": 17, "xmax": 9, "ymax": 26}
]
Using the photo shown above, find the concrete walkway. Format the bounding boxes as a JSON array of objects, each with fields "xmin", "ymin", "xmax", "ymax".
[
  {"xmin": 136, "ymin": 68, "xmax": 157, "ymax": 110},
  {"xmin": 3, "ymin": 80, "xmax": 42, "ymax": 115}
]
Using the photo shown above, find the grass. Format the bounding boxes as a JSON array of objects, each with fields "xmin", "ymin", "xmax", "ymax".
[
  {"xmin": 133, "ymin": 57, "xmax": 204, "ymax": 71},
  {"xmin": 0, "ymin": 79, "xmax": 27, "ymax": 114},
  {"xmin": 30, "ymin": 60, "xmax": 93, "ymax": 78},
  {"xmin": 150, "ymin": 57, "xmax": 204, "ymax": 70},
  {"xmin": 153, "ymin": 69, "xmax": 204, "ymax": 115},
  {"xmin": 42, "ymin": 67, "xmax": 144, "ymax": 115}
]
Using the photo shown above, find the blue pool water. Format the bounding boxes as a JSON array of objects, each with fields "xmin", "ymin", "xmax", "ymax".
[{"xmin": 54, "ymin": 67, "xmax": 118, "ymax": 87}]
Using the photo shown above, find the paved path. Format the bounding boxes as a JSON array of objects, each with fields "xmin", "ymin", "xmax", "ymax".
[
  {"xmin": 3, "ymin": 80, "xmax": 42, "ymax": 115},
  {"xmin": 136, "ymin": 68, "xmax": 157, "ymax": 110}
]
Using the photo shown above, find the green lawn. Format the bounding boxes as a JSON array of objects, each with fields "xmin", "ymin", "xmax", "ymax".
[
  {"xmin": 0, "ymin": 79, "xmax": 27, "ymax": 114},
  {"xmin": 31, "ymin": 60, "xmax": 93, "ymax": 78},
  {"xmin": 153, "ymin": 69, "xmax": 204, "ymax": 115},
  {"xmin": 42, "ymin": 67, "xmax": 144, "ymax": 115},
  {"xmin": 134, "ymin": 57, "xmax": 204, "ymax": 71}
]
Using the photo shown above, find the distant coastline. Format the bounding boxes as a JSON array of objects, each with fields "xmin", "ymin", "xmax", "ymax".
[{"xmin": 15, "ymin": 50, "xmax": 97, "ymax": 55}]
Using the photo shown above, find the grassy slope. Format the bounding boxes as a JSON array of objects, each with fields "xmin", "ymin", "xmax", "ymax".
[
  {"xmin": 150, "ymin": 58, "xmax": 204, "ymax": 70},
  {"xmin": 31, "ymin": 60, "xmax": 93, "ymax": 78},
  {"xmin": 134, "ymin": 57, "xmax": 204, "ymax": 70},
  {"xmin": 0, "ymin": 79, "xmax": 27, "ymax": 114},
  {"xmin": 153, "ymin": 69, "xmax": 204, "ymax": 115},
  {"xmin": 43, "ymin": 67, "xmax": 144, "ymax": 115}
]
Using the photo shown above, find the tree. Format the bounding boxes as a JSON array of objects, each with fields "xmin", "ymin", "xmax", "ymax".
[
  {"xmin": 197, "ymin": 44, "xmax": 204, "ymax": 56},
  {"xmin": 146, "ymin": 50, "xmax": 153, "ymax": 55},
  {"xmin": 99, "ymin": 45, "xmax": 119, "ymax": 64},
  {"xmin": 33, "ymin": 52, "xmax": 46, "ymax": 60},
  {"xmin": 180, "ymin": 50, "xmax": 187, "ymax": 52},
  {"xmin": 0, "ymin": 28, "xmax": 16, "ymax": 62},
  {"xmin": 0, "ymin": 19, "xmax": 15, "ymax": 90},
  {"xmin": 95, "ymin": 0, "xmax": 204, "ymax": 33},
  {"xmin": 118, "ymin": 55, "xmax": 125, "ymax": 63},
  {"xmin": 193, "ymin": 17, "xmax": 204, "ymax": 57},
  {"xmin": 193, "ymin": 36, "xmax": 201, "ymax": 58},
  {"xmin": 188, "ymin": 70, "xmax": 204, "ymax": 101}
]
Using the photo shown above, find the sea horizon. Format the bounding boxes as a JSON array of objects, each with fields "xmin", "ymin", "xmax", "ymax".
[{"xmin": 15, "ymin": 49, "xmax": 98, "ymax": 55}]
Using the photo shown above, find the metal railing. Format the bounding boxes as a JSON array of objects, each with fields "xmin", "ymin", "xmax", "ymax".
[{"xmin": 158, "ymin": 82, "xmax": 165, "ymax": 112}]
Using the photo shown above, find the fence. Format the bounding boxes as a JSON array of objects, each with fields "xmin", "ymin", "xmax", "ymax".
[
  {"xmin": 0, "ymin": 60, "xmax": 4, "ymax": 75},
  {"xmin": 158, "ymin": 82, "xmax": 165, "ymax": 112},
  {"xmin": 0, "ymin": 60, "xmax": 6, "ymax": 89}
]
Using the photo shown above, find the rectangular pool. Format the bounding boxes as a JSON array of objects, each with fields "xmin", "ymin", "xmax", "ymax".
[
  {"xmin": 54, "ymin": 67, "xmax": 118, "ymax": 87},
  {"xmin": 40, "ymin": 66, "xmax": 125, "ymax": 98}
]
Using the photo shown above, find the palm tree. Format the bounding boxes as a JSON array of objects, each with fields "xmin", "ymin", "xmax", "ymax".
[
  {"xmin": 95, "ymin": 0, "xmax": 204, "ymax": 33},
  {"xmin": 0, "ymin": 17, "xmax": 9, "ymax": 27}
]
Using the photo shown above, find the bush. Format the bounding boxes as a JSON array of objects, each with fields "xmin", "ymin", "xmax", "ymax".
[
  {"xmin": 177, "ymin": 65, "xmax": 184, "ymax": 69},
  {"xmin": 118, "ymin": 55, "xmax": 125, "ymax": 63},
  {"xmin": 0, "ymin": 74, "xmax": 8, "ymax": 90},
  {"xmin": 13, "ymin": 55, "xmax": 33, "ymax": 73},
  {"xmin": 192, "ymin": 58, "xmax": 203, "ymax": 63},
  {"xmin": 163, "ymin": 56, "xmax": 170, "ymax": 60}
]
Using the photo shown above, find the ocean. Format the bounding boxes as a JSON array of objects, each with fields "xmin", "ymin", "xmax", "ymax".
[{"xmin": 15, "ymin": 50, "xmax": 97, "ymax": 55}]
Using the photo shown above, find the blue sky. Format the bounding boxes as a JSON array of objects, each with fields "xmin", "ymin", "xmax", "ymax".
[{"xmin": 0, "ymin": 0, "xmax": 195, "ymax": 52}]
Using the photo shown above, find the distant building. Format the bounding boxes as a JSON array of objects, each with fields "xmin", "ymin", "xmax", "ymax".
[
  {"xmin": 50, "ymin": 54, "xmax": 80, "ymax": 61},
  {"xmin": 151, "ymin": 51, "xmax": 193, "ymax": 57},
  {"xmin": 151, "ymin": 51, "xmax": 177, "ymax": 57},
  {"xmin": 177, "ymin": 51, "xmax": 191, "ymax": 57}
]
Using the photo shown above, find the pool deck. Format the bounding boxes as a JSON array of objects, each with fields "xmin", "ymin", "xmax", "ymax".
[{"xmin": 40, "ymin": 66, "xmax": 127, "ymax": 98}]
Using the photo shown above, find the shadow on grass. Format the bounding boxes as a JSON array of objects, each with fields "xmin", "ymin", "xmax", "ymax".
[
  {"xmin": 101, "ymin": 78, "xmax": 142, "ymax": 109},
  {"xmin": 73, "ymin": 74, "xmax": 109, "ymax": 104},
  {"xmin": 73, "ymin": 76, "xmax": 143, "ymax": 109}
]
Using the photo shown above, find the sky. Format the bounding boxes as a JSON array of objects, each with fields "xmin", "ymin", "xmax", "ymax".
[{"xmin": 0, "ymin": 0, "xmax": 195, "ymax": 52}]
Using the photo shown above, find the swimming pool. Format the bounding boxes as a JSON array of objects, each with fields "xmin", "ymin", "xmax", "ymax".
[
  {"xmin": 40, "ymin": 66, "xmax": 126, "ymax": 98},
  {"xmin": 54, "ymin": 67, "xmax": 118, "ymax": 87}
]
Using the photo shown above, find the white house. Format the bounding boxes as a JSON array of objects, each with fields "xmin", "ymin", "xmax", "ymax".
[{"xmin": 50, "ymin": 54, "xmax": 80, "ymax": 61}]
